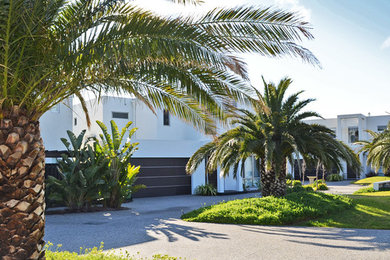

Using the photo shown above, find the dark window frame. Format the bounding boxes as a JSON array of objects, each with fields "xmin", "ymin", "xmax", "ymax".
[
  {"xmin": 377, "ymin": 125, "xmax": 387, "ymax": 132},
  {"xmin": 163, "ymin": 110, "xmax": 170, "ymax": 126},
  {"xmin": 112, "ymin": 111, "xmax": 129, "ymax": 119},
  {"xmin": 348, "ymin": 127, "xmax": 359, "ymax": 143}
]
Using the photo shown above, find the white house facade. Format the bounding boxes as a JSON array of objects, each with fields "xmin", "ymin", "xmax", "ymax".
[
  {"xmin": 41, "ymin": 96, "xmax": 388, "ymax": 197},
  {"xmin": 40, "ymin": 96, "xmax": 252, "ymax": 197},
  {"xmin": 304, "ymin": 113, "xmax": 390, "ymax": 179}
]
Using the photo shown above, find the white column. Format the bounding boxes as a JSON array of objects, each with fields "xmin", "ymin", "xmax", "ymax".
[
  {"xmin": 217, "ymin": 168, "xmax": 225, "ymax": 193},
  {"xmin": 236, "ymin": 166, "xmax": 244, "ymax": 192},
  {"xmin": 191, "ymin": 160, "xmax": 206, "ymax": 194}
]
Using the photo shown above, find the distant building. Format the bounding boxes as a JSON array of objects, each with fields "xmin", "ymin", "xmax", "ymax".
[{"xmin": 305, "ymin": 114, "xmax": 390, "ymax": 179}]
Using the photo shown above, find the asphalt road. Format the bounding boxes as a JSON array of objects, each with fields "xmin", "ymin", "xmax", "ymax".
[{"xmin": 45, "ymin": 185, "xmax": 390, "ymax": 260}]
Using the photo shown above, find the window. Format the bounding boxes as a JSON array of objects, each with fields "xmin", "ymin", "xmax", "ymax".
[
  {"xmin": 243, "ymin": 157, "xmax": 260, "ymax": 190},
  {"xmin": 74, "ymin": 118, "xmax": 77, "ymax": 126},
  {"xmin": 377, "ymin": 125, "xmax": 387, "ymax": 132},
  {"xmin": 348, "ymin": 127, "xmax": 359, "ymax": 143},
  {"xmin": 112, "ymin": 112, "xmax": 128, "ymax": 119},
  {"xmin": 163, "ymin": 110, "xmax": 170, "ymax": 126}
]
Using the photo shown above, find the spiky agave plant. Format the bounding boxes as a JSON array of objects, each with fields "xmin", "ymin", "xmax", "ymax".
[
  {"xmin": 187, "ymin": 78, "xmax": 360, "ymax": 197},
  {"xmin": 0, "ymin": 0, "xmax": 318, "ymax": 257}
]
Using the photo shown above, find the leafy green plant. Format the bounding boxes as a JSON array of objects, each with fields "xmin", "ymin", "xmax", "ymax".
[
  {"xmin": 186, "ymin": 78, "xmax": 360, "ymax": 197},
  {"xmin": 45, "ymin": 242, "xmax": 180, "ymax": 260},
  {"xmin": 326, "ymin": 174, "xmax": 343, "ymax": 182},
  {"xmin": 46, "ymin": 130, "xmax": 107, "ymax": 211},
  {"xmin": 286, "ymin": 173, "xmax": 293, "ymax": 180},
  {"xmin": 195, "ymin": 184, "xmax": 217, "ymax": 196},
  {"xmin": 315, "ymin": 183, "xmax": 328, "ymax": 191},
  {"xmin": 365, "ymin": 171, "xmax": 378, "ymax": 178},
  {"xmin": 287, "ymin": 180, "xmax": 302, "ymax": 187},
  {"xmin": 354, "ymin": 187, "xmax": 376, "ymax": 194},
  {"xmin": 182, "ymin": 191, "xmax": 353, "ymax": 225},
  {"xmin": 287, "ymin": 183, "xmax": 313, "ymax": 193},
  {"xmin": 94, "ymin": 120, "xmax": 145, "ymax": 208}
]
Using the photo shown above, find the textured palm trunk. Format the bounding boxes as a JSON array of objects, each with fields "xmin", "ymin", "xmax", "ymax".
[
  {"xmin": 315, "ymin": 160, "xmax": 320, "ymax": 190},
  {"xmin": 261, "ymin": 161, "xmax": 287, "ymax": 197},
  {"xmin": 0, "ymin": 106, "xmax": 45, "ymax": 259},
  {"xmin": 271, "ymin": 160, "xmax": 287, "ymax": 197},
  {"xmin": 259, "ymin": 158, "xmax": 272, "ymax": 196}
]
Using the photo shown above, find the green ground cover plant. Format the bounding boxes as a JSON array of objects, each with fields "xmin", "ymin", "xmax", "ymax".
[
  {"xmin": 45, "ymin": 242, "xmax": 180, "ymax": 260},
  {"xmin": 181, "ymin": 191, "xmax": 352, "ymax": 225},
  {"xmin": 195, "ymin": 184, "xmax": 217, "ymax": 196},
  {"xmin": 354, "ymin": 187, "xmax": 376, "ymax": 194},
  {"xmin": 326, "ymin": 174, "xmax": 343, "ymax": 182},
  {"xmin": 303, "ymin": 194, "xmax": 390, "ymax": 229},
  {"xmin": 353, "ymin": 176, "xmax": 390, "ymax": 185}
]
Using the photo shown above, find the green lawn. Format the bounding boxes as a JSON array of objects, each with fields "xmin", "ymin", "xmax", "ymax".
[
  {"xmin": 352, "ymin": 176, "xmax": 390, "ymax": 185},
  {"xmin": 182, "ymin": 190, "xmax": 390, "ymax": 230},
  {"xmin": 302, "ymin": 193, "xmax": 390, "ymax": 229},
  {"xmin": 181, "ymin": 192, "xmax": 353, "ymax": 225}
]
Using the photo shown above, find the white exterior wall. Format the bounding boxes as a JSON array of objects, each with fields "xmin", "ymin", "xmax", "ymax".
[
  {"xmin": 306, "ymin": 114, "xmax": 390, "ymax": 179},
  {"xmin": 40, "ymin": 98, "xmax": 73, "ymax": 152},
  {"xmin": 40, "ymin": 95, "xmax": 243, "ymax": 195}
]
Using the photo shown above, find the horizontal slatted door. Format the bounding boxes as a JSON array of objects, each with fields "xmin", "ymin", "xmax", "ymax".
[{"xmin": 131, "ymin": 158, "xmax": 191, "ymax": 198}]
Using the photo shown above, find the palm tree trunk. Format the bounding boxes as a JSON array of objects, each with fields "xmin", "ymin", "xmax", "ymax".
[
  {"xmin": 270, "ymin": 160, "xmax": 287, "ymax": 197},
  {"xmin": 0, "ymin": 106, "xmax": 45, "ymax": 259},
  {"xmin": 259, "ymin": 158, "xmax": 273, "ymax": 196},
  {"xmin": 301, "ymin": 159, "xmax": 306, "ymax": 185},
  {"xmin": 315, "ymin": 160, "xmax": 320, "ymax": 190},
  {"xmin": 322, "ymin": 164, "xmax": 326, "ymax": 181}
]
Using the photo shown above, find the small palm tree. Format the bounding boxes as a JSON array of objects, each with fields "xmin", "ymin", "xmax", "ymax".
[
  {"xmin": 187, "ymin": 78, "xmax": 360, "ymax": 197},
  {"xmin": 358, "ymin": 122, "xmax": 390, "ymax": 173},
  {"xmin": 0, "ymin": 0, "xmax": 318, "ymax": 257}
]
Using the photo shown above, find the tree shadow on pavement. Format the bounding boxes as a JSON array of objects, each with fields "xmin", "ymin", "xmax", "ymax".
[
  {"xmin": 145, "ymin": 218, "xmax": 228, "ymax": 242},
  {"xmin": 241, "ymin": 226, "xmax": 390, "ymax": 251}
]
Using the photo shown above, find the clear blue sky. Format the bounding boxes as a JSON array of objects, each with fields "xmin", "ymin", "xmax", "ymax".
[{"xmin": 133, "ymin": 0, "xmax": 390, "ymax": 118}]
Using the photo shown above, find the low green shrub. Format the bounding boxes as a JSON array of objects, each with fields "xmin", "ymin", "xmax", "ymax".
[
  {"xmin": 45, "ymin": 242, "xmax": 180, "ymax": 260},
  {"xmin": 365, "ymin": 171, "xmax": 378, "ymax": 178},
  {"xmin": 354, "ymin": 186, "xmax": 390, "ymax": 194},
  {"xmin": 326, "ymin": 174, "xmax": 343, "ymax": 182},
  {"xmin": 287, "ymin": 183, "xmax": 313, "ymax": 193},
  {"xmin": 195, "ymin": 184, "xmax": 217, "ymax": 196},
  {"xmin": 354, "ymin": 187, "xmax": 376, "ymax": 194},
  {"xmin": 181, "ymin": 191, "xmax": 353, "ymax": 225},
  {"xmin": 286, "ymin": 173, "xmax": 293, "ymax": 180},
  {"xmin": 286, "ymin": 179, "xmax": 302, "ymax": 187},
  {"xmin": 315, "ymin": 183, "xmax": 328, "ymax": 191}
]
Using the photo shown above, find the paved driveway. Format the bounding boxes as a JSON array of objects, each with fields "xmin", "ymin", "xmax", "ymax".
[
  {"xmin": 45, "ymin": 191, "xmax": 390, "ymax": 259},
  {"xmin": 323, "ymin": 180, "xmax": 366, "ymax": 195}
]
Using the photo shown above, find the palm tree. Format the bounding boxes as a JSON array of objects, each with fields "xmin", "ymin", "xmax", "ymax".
[
  {"xmin": 358, "ymin": 122, "xmax": 390, "ymax": 173},
  {"xmin": 0, "ymin": 0, "xmax": 318, "ymax": 257},
  {"xmin": 187, "ymin": 78, "xmax": 360, "ymax": 197}
]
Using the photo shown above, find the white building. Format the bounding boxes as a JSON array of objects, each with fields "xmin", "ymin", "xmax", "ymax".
[
  {"xmin": 305, "ymin": 114, "xmax": 390, "ymax": 179},
  {"xmin": 40, "ymin": 96, "xmax": 252, "ymax": 197},
  {"xmin": 42, "ymin": 96, "xmax": 387, "ymax": 197}
]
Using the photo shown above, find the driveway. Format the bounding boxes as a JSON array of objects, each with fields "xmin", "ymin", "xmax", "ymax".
[
  {"xmin": 45, "ymin": 191, "xmax": 390, "ymax": 259},
  {"xmin": 324, "ymin": 180, "xmax": 366, "ymax": 195}
]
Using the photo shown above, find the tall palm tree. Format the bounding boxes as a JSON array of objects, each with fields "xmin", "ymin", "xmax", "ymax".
[
  {"xmin": 358, "ymin": 122, "xmax": 390, "ymax": 173},
  {"xmin": 186, "ymin": 78, "xmax": 360, "ymax": 197},
  {"xmin": 0, "ymin": 0, "xmax": 318, "ymax": 257}
]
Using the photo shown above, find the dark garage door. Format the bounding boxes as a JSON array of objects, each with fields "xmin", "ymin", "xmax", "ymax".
[{"xmin": 131, "ymin": 158, "xmax": 191, "ymax": 198}]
